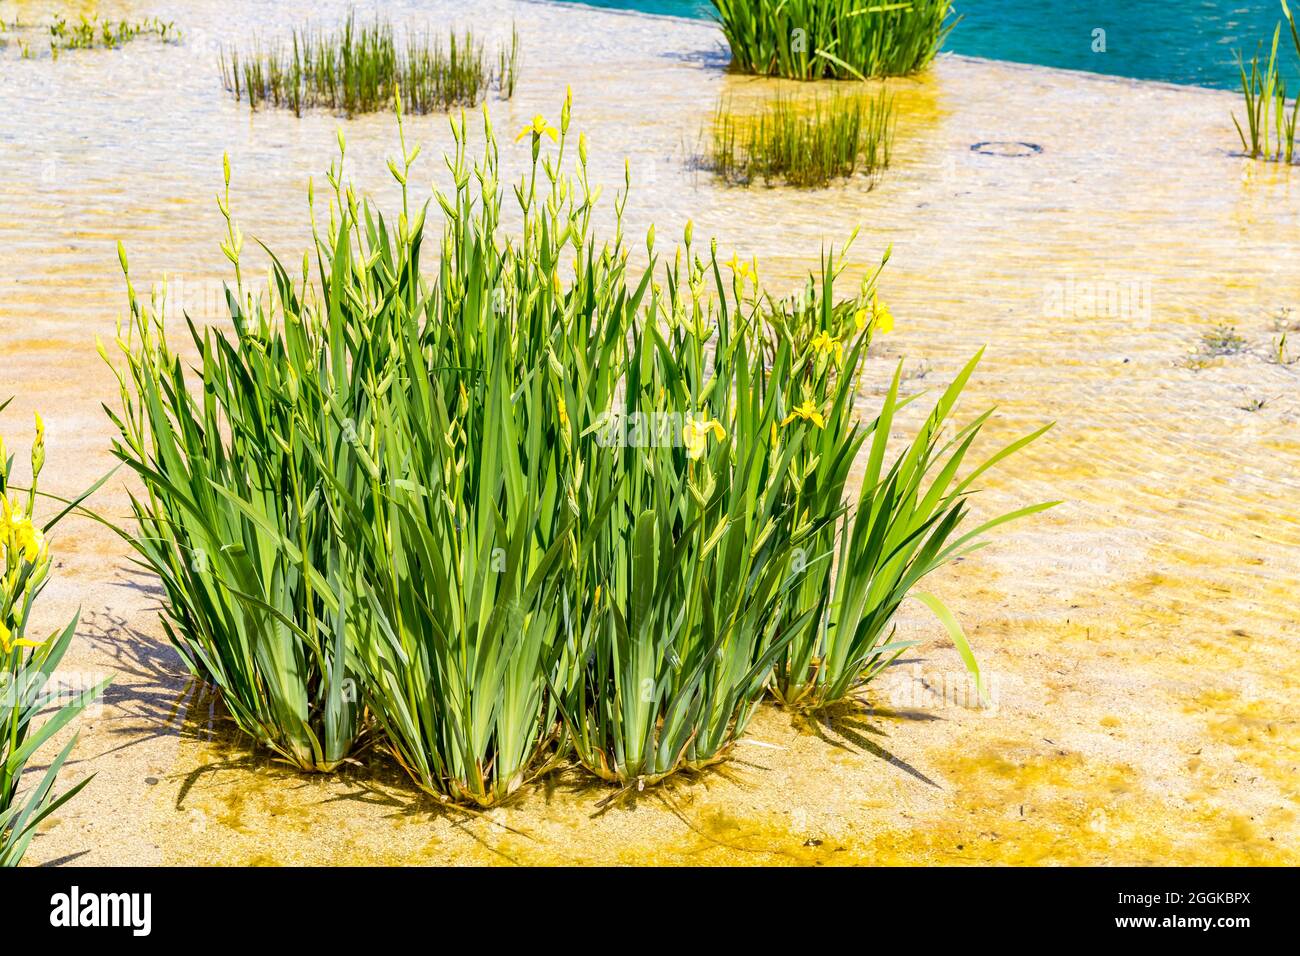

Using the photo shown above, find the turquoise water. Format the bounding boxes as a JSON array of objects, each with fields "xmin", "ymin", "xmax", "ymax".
[{"xmin": 553, "ymin": 0, "xmax": 1300, "ymax": 91}]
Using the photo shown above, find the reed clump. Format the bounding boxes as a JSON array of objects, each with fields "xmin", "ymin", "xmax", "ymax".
[
  {"xmin": 1233, "ymin": 0, "xmax": 1300, "ymax": 162},
  {"xmin": 702, "ymin": 89, "xmax": 895, "ymax": 188},
  {"xmin": 1, "ymin": 404, "xmax": 109, "ymax": 866},
  {"xmin": 220, "ymin": 12, "xmax": 519, "ymax": 116},
  {"xmin": 711, "ymin": 0, "xmax": 954, "ymax": 80},
  {"xmin": 106, "ymin": 92, "xmax": 1050, "ymax": 802}
]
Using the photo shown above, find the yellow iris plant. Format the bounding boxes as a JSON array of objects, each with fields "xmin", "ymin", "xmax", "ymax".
[{"xmin": 1, "ymin": 414, "xmax": 52, "ymax": 654}]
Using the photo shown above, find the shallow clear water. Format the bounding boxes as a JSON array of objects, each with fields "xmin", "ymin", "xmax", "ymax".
[{"xmin": 553, "ymin": 0, "xmax": 1300, "ymax": 91}]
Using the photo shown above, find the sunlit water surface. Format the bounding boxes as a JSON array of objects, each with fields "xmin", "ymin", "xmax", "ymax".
[{"xmin": 554, "ymin": 0, "xmax": 1300, "ymax": 90}]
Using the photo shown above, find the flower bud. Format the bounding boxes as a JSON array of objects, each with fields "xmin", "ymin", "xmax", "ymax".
[{"xmin": 31, "ymin": 412, "xmax": 45, "ymax": 479}]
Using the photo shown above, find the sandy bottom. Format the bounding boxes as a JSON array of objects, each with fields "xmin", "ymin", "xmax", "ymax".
[{"xmin": 2, "ymin": 0, "xmax": 1297, "ymax": 865}]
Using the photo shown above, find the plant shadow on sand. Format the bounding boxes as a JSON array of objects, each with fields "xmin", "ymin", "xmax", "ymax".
[
  {"xmin": 82, "ymin": 610, "xmax": 188, "ymax": 726},
  {"xmin": 154, "ymin": 661, "xmax": 955, "ymax": 864},
  {"xmin": 161, "ymin": 690, "xmax": 542, "ymax": 864},
  {"xmin": 790, "ymin": 691, "xmax": 943, "ymax": 788}
]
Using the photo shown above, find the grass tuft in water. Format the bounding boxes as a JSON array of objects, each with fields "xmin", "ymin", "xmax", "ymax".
[
  {"xmin": 48, "ymin": 13, "xmax": 179, "ymax": 52},
  {"xmin": 700, "ymin": 89, "xmax": 895, "ymax": 188},
  {"xmin": 1233, "ymin": 1, "xmax": 1300, "ymax": 162},
  {"xmin": 1201, "ymin": 324, "xmax": 1249, "ymax": 356},
  {"xmin": 1182, "ymin": 323, "xmax": 1250, "ymax": 369},
  {"xmin": 220, "ymin": 11, "xmax": 519, "ymax": 117},
  {"xmin": 711, "ymin": 0, "xmax": 954, "ymax": 80},
  {"xmin": 1, "ymin": 12, "xmax": 179, "ymax": 59}
]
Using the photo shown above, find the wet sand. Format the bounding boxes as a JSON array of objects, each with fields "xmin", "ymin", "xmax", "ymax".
[{"xmin": 2, "ymin": 0, "xmax": 1296, "ymax": 865}]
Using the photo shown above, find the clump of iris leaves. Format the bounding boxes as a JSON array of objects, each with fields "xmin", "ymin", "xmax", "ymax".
[{"xmin": 102, "ymin": 91, "xmax": 1053, "ymax": 807}]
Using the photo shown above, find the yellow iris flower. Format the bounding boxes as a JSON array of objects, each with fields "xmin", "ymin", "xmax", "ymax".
[
  {"xmin": 516, "ymin": 114, "xmax": 559, "ymax": 144},
  {"xmin": 810, "ymin": 330, "xmax": 844, "ymax": 366},
  {"xmin": 723, "ymin": 254, "xmax": 754, "ymax": 283},
  {"xmin": 872, "ymin": 294, "xmax": 894, "ymax": 334},
  {"xmin": 855, "ymin": 295, "xmax": 895, "ymax": 335},
  {"xmin": 781, "ymin": 401, "xmax": 826, "ymax": 430},
  {"xmin": 683, "ymin": 413, "xmax": 725, "ymax": 460},
  {"xmin": 14, "ymin": 520, "xmax": 43, "ymax": 562},
  {"xmin": 2, "ymin": 496, "xmax": 45, "ymax": 563},
  {"xmin": 0, "ymin": 617, "xmax": 43, "ymax": 654}
]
